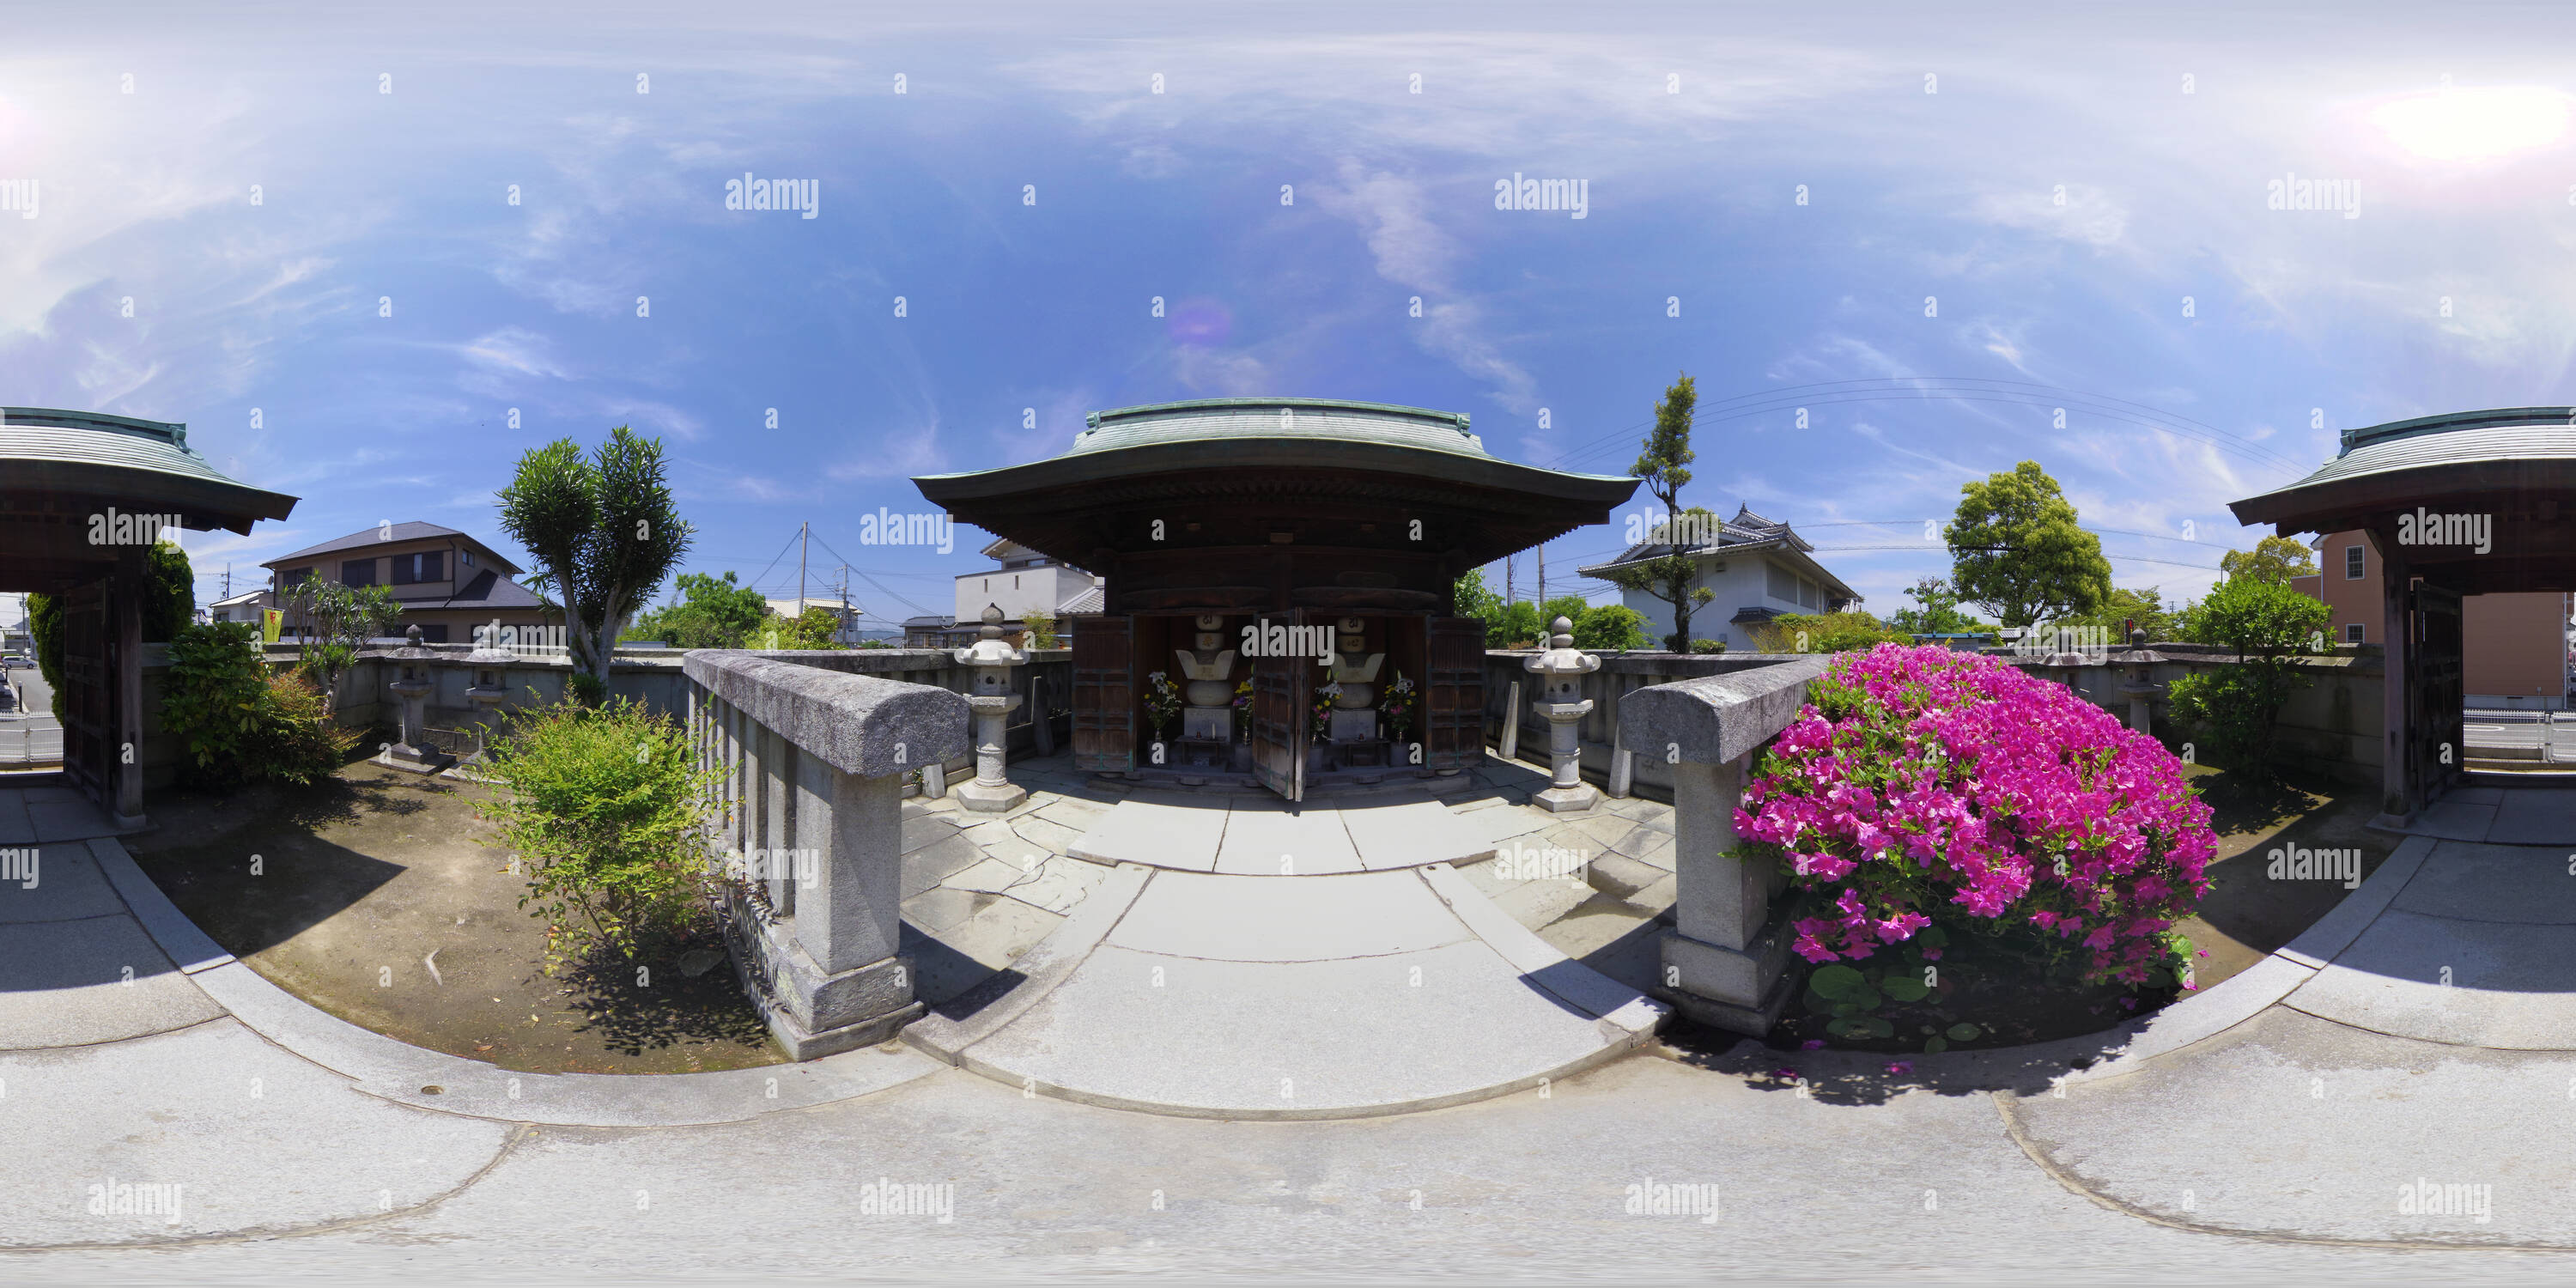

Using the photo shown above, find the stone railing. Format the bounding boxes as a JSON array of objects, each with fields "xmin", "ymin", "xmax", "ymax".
[
  {"xmin": 1617, "ymin": 654, "xmax": 1833, "ymax": 1036},
  {"xmin": 304, "ymin": 644, "xmax": 1071, "ymax": 789},
  {"xmin": 1482, "ymin": 650, "xmax": 1813, "ymax": 801},
  {"xmin": 684, "ymin": 651, "xmax": 969, "ymax": 1059}
]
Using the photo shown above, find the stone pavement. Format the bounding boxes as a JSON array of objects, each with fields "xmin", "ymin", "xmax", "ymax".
[{"xmin": 8, "ymin": 778, "xmax": 2576, "ymax": 1275}]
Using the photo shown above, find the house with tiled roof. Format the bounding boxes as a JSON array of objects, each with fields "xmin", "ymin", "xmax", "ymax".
[
  {"xmin": 260, "ymin": 521, "xmax": 556, "ymax": 643},
  {"xmin": 906, "ymin": 538, "xmax": 1103, "ymax": 647},
  {"xmin": 1577, "ymin": 504, "xmax": 1860, "ymax": 649}
]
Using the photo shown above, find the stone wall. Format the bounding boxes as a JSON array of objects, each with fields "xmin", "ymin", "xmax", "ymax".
[
  {"xmin": 2020, "ymin": 647, "xmax": 2386, "ymax": 787},
  {"xmin": 1479, "ymin": 650, "xmax": 1814, "ymax": 801}
]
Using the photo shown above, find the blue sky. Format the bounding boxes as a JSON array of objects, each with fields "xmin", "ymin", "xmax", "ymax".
[{"xmin": 9, "ymin": 3, "xmax": 2576, "ymax": 629}]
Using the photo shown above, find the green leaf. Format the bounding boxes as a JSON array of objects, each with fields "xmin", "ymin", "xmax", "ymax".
[
  {"xmin": 1923, "ymin": 1036, "xmax": 1948, "ymax": 1054},
  {"xmin": 1808, "ymin": 963, "xmax": 1867, "ymax": 1000},
  {"xmin": 1882, "ymin": 976, "xmax": 1930, "ymax": 1003},
  {"xmin": 1916, "ymin": 925, "xmax": 1949, "ymax": 949},
  {"xmin": 1856, "ymin": 1016, "xmax": 1894, "ymax": 1039},
  {"xmin": 1847, "ymin": 985, "xmax": 1882, "ymax": 1011},
  {"xmin": 1946, "ymin": 1023, "xmax": 1981, "ymax": 1042}
]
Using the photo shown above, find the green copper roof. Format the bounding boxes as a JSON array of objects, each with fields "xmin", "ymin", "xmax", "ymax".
[
  {"xmin": 920, "ymin": 398, "xmax": 1625, "ymax": 482},
  {"xmin": 2244, "ymin": 407, "xmax": 2576, "ymax": 496},
  {"xmin": 1, "ymin": 407, "xmax": 298, "ymax": 525}
]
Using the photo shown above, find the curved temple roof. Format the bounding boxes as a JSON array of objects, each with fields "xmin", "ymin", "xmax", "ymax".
[
  {"xmin": 2230, "ymin": 405, "xmax": 2576, "ymax": 532},
  {"xmin": 1, "ymin": 406, "xmax": 298, "ymax": 533}
]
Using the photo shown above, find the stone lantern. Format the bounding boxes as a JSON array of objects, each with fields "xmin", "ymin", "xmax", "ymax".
[
  {"xmin": 950, "ymin": 603, "xmax": 1029, "ymax": 812},
  {"xmin": 2115, "ymin": 628, "xmax": 2167, "ymax": 735},
  {"xmin": 1526, "ymin": 616, "xmax": 1601, "ymax": 813},
  {"xmin": 462, "ymin": 637, "xmax": 516, "ymax": 759},
  {"xmin": 384, "ymin": 624, "xmax": 454, "ymax": 774}
]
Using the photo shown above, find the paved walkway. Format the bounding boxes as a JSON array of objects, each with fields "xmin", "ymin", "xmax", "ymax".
[{"xmin": 6, "ymin": 779, "xmax": 2576, "ymax": 1275}]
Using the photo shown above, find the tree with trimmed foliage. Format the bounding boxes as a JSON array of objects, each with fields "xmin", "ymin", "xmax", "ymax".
[
  {"xmin": 1945, "ymin": 461, "xmax": 2113, "ymax": 629},
  {"xmin": 1602, "ymin": 374, "xmax": 1716, "ymax": 652},
  {"xmin": 279, "ymin": 578, "xmax": 403, "ymax": 702},
  {"xmin": 1882, "ymin": 576, "xmax": 1989, "ymax": 637},
  {"xmin": 629, "ymin": 570, "xmax": 768, "ymax": 650},
  {"xmin": 498, "ymin": 426, "xmax": 692, "ymax": 698},
  {"xmin": 2217, "ymin": 534, "xmax": 2319, "ymax": 586},
  {"xmin": 2165, "ymin": 574, "xmax": 2332, "ymax": 778}
]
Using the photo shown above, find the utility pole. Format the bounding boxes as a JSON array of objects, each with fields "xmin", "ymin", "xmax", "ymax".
[
  {"xmin": 1505, "ymin": 554, "xmax": 1516, "ymax": 605},
  {"xmin": 1537, "ymin": 543, "xmax": 1546, "ymax": 607},
  {"xmin": 796, "ymin": 521, "xmax": 810, "ymax": 617}
]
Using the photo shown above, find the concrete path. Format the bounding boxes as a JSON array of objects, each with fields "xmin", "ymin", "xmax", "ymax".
[{"xmin": 10, "ymin": 779, "xmax": 2576, "ymax": 1275}]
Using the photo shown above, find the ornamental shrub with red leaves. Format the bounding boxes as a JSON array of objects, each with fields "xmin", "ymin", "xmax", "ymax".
[{"xmin": 1733, "ymin": 643, "xmax": 2215, "ymax": 986}]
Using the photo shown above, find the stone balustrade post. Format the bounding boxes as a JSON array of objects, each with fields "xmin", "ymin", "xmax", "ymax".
[
  {"xmin": 685, "ymin": 651, "xmax": 969, "ymax": 1059},
  {"xmin": 1618, "ymin": 653, "xmax": 1832, "ymax": 1036}
]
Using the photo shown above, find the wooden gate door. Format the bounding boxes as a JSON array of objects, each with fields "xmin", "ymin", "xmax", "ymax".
[
  {"xmin": 1249, "ymin": 610, "xmax": 1306, "ymax": 801},
  {"xmin": 58, "ymin": 579, "xmax": 116, "ymax": 806},
  {"xmin": 1070, "ymin": 614, "xmax": 1134, "ymax": 773},
  {"xmin": 2409, "ymin": 581, "xmax": 2465, "ymax": 806},
  {"xmin": 1424, "ymin": 616, "xmax": 1487, "ymax": 772}
]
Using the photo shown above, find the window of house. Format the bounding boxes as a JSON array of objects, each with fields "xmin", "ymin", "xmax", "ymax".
[
  {"xmin": 1765, "ymin": 562, "xmax": 1797, "ymax": 603},
  {"xmin": 283, "ymin": 567, "xmax": 312, "ymax": 586},
  {"xmin": 416, "ymin": 623, "xmax": 449, "ymax": 643},
  {"xmin": 343, "ymin": 558, "xmax": 377, "ymax": 586},
  {"xmin": 459, "ymin": 549, "xmax": 476, "ymax": 567},
  {"xmin": 2345, "ymin": 623, "xmax": 2366, "ymax": 644},
  {"xmin": 2345, "ymin": 544, "xmax": 2365, "ymax": 580},
  {"xmin": 388, "ymin": 551, "xmax": 445, "ymax": 585}
]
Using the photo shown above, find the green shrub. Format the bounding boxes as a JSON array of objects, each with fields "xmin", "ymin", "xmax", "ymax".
[
  {"xmin": 473, "ymin": 696, "xmax": 719, "ymax": 971},
  {"xmin": 565, "ymin": 671, "xmax": 608, "ymax": 708},
  {"xmin": 1748, "ymin": 611, "xmax": 1910, "ymax": 654},
  {"xmin": 1022, "ymin": 610, "xmax": 1058, "ymax": 649},
  {"xmin": 1571, "ymin": 605, "xmax": 1649, "ymax": 650},
  {"xmin": 1689, "ymin": 638, "xmax": 1727, "ymax": 654},
  {"xmin": 2167, "ymin": 576, "xmax": 2332, "ymax": 778},
  {"xmin": 161, "ymin": 620, "xmax": 355, "ymax": 787},
  {"xmin": 27, "ymin": 592, "xmax": 63, "ymax": 719}
]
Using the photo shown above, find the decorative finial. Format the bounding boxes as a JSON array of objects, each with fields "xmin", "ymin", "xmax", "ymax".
[
  {"xmin": 405, "ymin": 623, "xmax": 424, "ymax": 647},
  {"xmin": 1550, "ymin": 616, "xmax": 1575, "ymax": 648},
  {"xmin": 981, "ymin": 602, "xmax": 1005, "ymax": 639}
]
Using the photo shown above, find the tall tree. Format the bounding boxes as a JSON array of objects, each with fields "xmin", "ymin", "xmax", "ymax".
[
  {"xmin": 2218, "ymin": 534, "xmax": 2320, "ymax": 586},
  {"xmin": 1605, "ymin": 374, "xmax": 1715, "ymax": 650},
  {"xmin": 498, "ymin": 426, "xmax": 692, "ymax": 696},
  {"xmin": 1945, "ymin": 461, "xmax": 2113, "ymax": 628}
]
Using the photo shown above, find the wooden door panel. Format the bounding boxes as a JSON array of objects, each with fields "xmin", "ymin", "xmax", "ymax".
[
  {"xmin": 1250, "ymin": 610, "xmax": 1304, "ymax": 801},
  {"xmin": 1072, "ymin": 614, "xmax": 1134, "ymax": 773},
  {"xmin": 1425, "ymin": 616, "xmax": 1485, "ymax": 772}
]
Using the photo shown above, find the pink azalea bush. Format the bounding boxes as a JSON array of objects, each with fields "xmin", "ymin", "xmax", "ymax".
[{"xmin": 1734, "ymin": 643, "xmax": 2215, "ymax": 986}]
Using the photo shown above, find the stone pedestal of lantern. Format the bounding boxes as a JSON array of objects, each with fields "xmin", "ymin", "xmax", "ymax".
[
  {"xmin": 460, "ymin": 642, "xmax": 516, "ymax": 761},
  {"xmin": 384, "ymin": 625, "xmax": 455, "ymax": 775},
  {"xmin": 951, "ymin": 605, "xmax": 1029, "ymax": 813},
  {"xmin": 1527, "ymin": 616, "xmax": 1600, "ymax": 813},
  {"xmin": 1172, "ymin": 612, "xmax": 1238, "ymax": 767}
]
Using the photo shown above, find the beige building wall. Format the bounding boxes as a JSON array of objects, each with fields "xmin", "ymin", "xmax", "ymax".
[{"xmin": 2464, "ymin": 592, "xmax": 2568, "ymax": 703}]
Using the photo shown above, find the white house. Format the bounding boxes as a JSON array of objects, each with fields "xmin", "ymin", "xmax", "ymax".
[
  {"xmin": 903, "ymin": 538, "xmax": 1103, "ymax": 647},
  {"xmin": 207, "ymin": 587, "xmax": 273, "ymax": 624},
  {"xmin": 1577, "ymin": 505, "xmax": 1861, "ymax": 649}
]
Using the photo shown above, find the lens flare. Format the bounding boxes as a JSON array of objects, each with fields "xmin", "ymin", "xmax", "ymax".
[{"xmin": 2371, "ymin": 86, "xmax": 2573, "ymax": 162}]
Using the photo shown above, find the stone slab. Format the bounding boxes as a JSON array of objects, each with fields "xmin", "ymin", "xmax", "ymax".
[
  {"xmin": 2287, "ymin": 910, "xmax": 2576, "ymax": 1049},
  {"xmin": 956, "ymin": 939, "xmax": 1650, "ymax": 1119},
  {"xmin": 904, "ymin": 863, "xmax": 1155, "ymax": 1060},
  {"xmin": 2488, "ymin": 787, "xmax": 2576, "ymax": 845},
  {"xmin": 1104, "ymin": 869, "xmax": 1470, "ymax": 963},
  {"xmin": 1417, "ymin": 863, "xmax": 1666, "ymax": 1036},
  {"xmin": 88, "ymin": 838, "xmax": 234, "ymax": 973},
  {"xmin": 0, "ymin": 914, "xmax": 224, "ymax": 1049},
  {"xmin": 2389, "ymin": 840, "xmax": 2575, "ymax": 924},
  {"xmin": 0, "ymin": 837, "xmax": 125, "ymax": 924},
  {"xmin": 1068, "ymin": 799, "xmax": 1227, "ymax": 872},
  {"xmin": 1212, "ymin": 805, "xmax": 1363, "ymax": 876},
  {"xmin": 0, "ymin": 1018, "xmax": 513, "ymax": 1246},
  {"xmin": 1337, "ymin": 796, "xmax": 1495, "ymax": 870},
  {"xmin": 28, "ymin": 799, "xmax": 125, "ymax": 843},
  {"xmin": 2409, "ymin": 799, "xmax": 2497, "ymax": 841},
  {"xmin": 2279, "ymin": 833, "xmax": 2433, "ymax": 969}
]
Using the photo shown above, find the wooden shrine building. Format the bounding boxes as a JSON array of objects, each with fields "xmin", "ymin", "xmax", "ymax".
[{"xmin": 914, "ymin": 398, "xmax": 1638, "ymax": 800}]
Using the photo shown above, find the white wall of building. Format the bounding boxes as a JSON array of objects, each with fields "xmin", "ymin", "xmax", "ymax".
[
  {"xmin": 954, "ymin": 562, "xmax": 1096, "ymax": 623},
  {"xmin": 1617, "ymin": 555, "xmax": 1836, "ymax": 648}
]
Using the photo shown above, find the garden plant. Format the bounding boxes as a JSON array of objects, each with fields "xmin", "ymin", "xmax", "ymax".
[{"xmin": 1730, "ymin": 643, "xmax": 2217, "ymax": 1048}]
